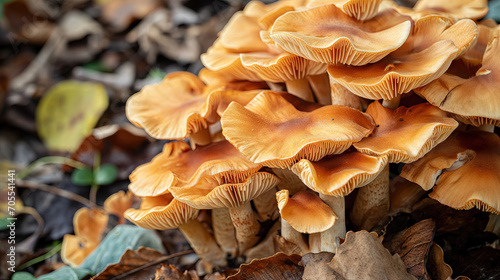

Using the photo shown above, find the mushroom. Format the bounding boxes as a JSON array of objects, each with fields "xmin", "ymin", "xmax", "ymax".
[
  {"xmin": 350, "ymin": 101, "xmax": 458, "ymax": 229},
  {"xmin": 61, "ymin": 208, "xmax": 108, "ymax": 266},
  {"xmin": 276, "ymin": 190, "xmax": 337, "ymax": 253},
  {"xmin": 124, "ymin": 193, "xmax": 227, "ymax": 268},
  {"xmin": 169, "ymin": 172, "xmax": 280, "ymax": 253},
  {"xmin": 221, "ymin": 91, "xmax": 375, "ymax": 169},
  {"xmin": 413, "ymin": 0, "xmax": 488, "ymax": 20},
  {"xmin": 103, "ymin": 190, "xmax": 134, "ymax": 224},
  {"xmin": 327, "ymin": 15, "xmax": 478, "ymax": 108},
  {"xmin": 269, "ymin": 4, "xmax": 412, "ymax": 66},
  {"xmin": 126, "ymin": 71, "xmax": 213, "ymax": 146},
  {"xmin": 401, "ymin": 130, "xmax": 500, "ymax": 214},
  {"xmin": 307, "ymin": 0, "xmax": 383, "ymax": 21},
  {"xmin": 128, "ymin": 140, "xmax": 262, "ymax": 197},
  {"xmin": 415, "ymin": 26, "xmax": 500, "ymax": 131},
  {"xmin": 291, "ymin": 149, "xmax": 388, "ymax": 251}
]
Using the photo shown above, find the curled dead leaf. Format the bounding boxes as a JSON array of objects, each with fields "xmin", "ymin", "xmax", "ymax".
[{"xmin": 227, "ymin": 253, "xmax": 303, "ymax": 280}]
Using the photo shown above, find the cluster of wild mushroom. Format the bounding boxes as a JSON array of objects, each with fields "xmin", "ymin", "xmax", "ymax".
[{"xmin": 124, "ymin": 0, "xmax": 500, "ymax": 270}]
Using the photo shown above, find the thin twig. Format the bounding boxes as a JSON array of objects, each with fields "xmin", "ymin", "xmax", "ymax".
[
  {"xmin": 104, "ymin": 249, "xmax": 195, "ymax": 280},
  {"xmin": 17, "ymin": 180, "xmax": 99, "ymax": 208}
]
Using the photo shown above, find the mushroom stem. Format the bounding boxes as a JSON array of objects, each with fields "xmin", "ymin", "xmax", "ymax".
[
  {"xmin": 309, "ymin": 233, "xmax": 321, "ymax": 253},
  {"xmin": 178, "ymin": 219, "xmax": 227, "ymax": 268},
  {"xmin": 351, "ymin": 164, "xmax": 390, "ymax": 230},
  {"xmin": 285, "ymin": 78, "xmax": 314, "ymax": 102},
  {"xmin": 253, "ymin": 187, "xmax": 279, "ymax": 221},
  {"xmin": 478, "ymin": 124, "xmax": 495, "ymax": 132},
  {"xmin": 307, "ymin": 73, "xmax": 331, "ymax": 105},
  {"xmin": 382, "ymin": 95, "xmax": 401, "ymax": 109},
  {"xmin": 329, "ymin": 75, "xmax": 363, "ymax": 110},
  {"xmin": 319, "ymin": 193, "xmax": 345, "ymax": 252},
  {"xmin": 212, "ymin": 208, "xmax": 238, "ymax": 258},
  {"xmin": 281, "ymin": 218, "xmax": 310, "ymax": 254},
  {"xmin": 229, "ymin": 201, "xmax": 261, "ymax": 252},
  {"xmin": 190, "ymin": 127, "xmax": 211, "ymax": 148}
]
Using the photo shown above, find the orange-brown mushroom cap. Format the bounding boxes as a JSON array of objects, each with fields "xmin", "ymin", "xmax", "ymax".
[
  {"xmin": 413, "ymin": 0, "xmax": 488, "ymax": 20},
  {"xmin": 61, "ymin": 208, "xmax": 108, "ymax": 266},
  {"xmin": 327, "ymin": 16, "xmax": 478, "ymax": 100},
  {"xmin": 126, "ymin": 72, "xmax": 213, "ymax": 139},
  {"xmin": 103, "ymin": 190, "xmax": 134, "ymax": 224},
  {"xmin": 353, "ymin": 101, "xmax": 458, "ymax": 163},
  {"xmin": 221, "ymin": 91, "xmax": 375, "ymax": 168},
  {"xmin": 170, "ymin": 172, "xmax": 280, "ymax": 209},
  {"xmin": 307, "ymin": 0, "xmax": 383, "ymax": 21},
  {"xmin": 276, "ymin": 189, "xmax": 337, "ymax": 233},
  {"xmin": 270, "ymin": 5, "xmax": 412, "ymax": 65},
  {"xmin": 128, "ymin": 140, "xmax": 262, "ymax": 197},
  {"xmin": 218, "ymin": 12, "xmax": 270, "ymax": 53},
  {"xmin": 415, "ymin": 27, "xmax": 500, "ymax": 127},
  {"xmin": 241, "ymin": 52, "xmax": 327, "ymax": 83},
  {"xmin": 291, "ymin": 149, "xmax": 388, "ymax": 196},
  {"xmin": 124, "ymin": 193, "xmax": 199, "ymax": 230},
  {"xmin": 401, "ymin": 130, "xmax": 500, "ymax": 214}
]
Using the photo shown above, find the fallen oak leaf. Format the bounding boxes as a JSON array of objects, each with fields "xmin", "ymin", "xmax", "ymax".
[
  {"xmin": 300, "ymin": 252, "xmax": 341, "ymax": 280},
  {"xmin": 396, "ymin": 219, "xmax": 436, "ymax": 279},
  {"xmin": 227, "ymin": 253, "xmax": 303, "ymax": 280},
  {"xmin": 92, "ymin": 247, "xmax": 194, "ymax": 280},
  {"xmin": 329, "ymin": 231, "xmax": 417, "ymax": 280}
]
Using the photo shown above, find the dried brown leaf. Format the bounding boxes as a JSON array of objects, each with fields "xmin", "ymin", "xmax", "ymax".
[
  {"xmin": 227, "ymin": 253, "xmax": 303, "ymax": 280},
  {"xmin": 300, "ymin": 252, "xmax": 341, "ymax": 280},
  {"xmin": 396, "ymin": 219, "xmax": 436, "ymax": 279},
  {"xmin": 329, "ymin": 231, "xmax": 417, "ymax": 280},
  {"xmin": 426, "ymin": 243, "xmax": 453, "ymax": 280},
  {"xmin": 153, "ymin": 264, "xmax": 199, "ymax": 280},
  {"xmin": 93, "ymin": 247, "xmax": 191, "ymax": 280}
]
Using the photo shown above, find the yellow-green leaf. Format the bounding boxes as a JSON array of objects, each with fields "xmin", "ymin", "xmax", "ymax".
[{"xmin": 36, "ymin": 81, "xmax": 108, "ymax": 152}]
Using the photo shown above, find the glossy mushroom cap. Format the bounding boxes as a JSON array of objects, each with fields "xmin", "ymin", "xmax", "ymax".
[
  {"xmin": 307, "ymin": 0, "xmax": 383, "ymax": 21},
  {"xmin": 124, "ymin": 194, "xmax": 199, "ymax": 229},
  {"xmin": 221, "ymin": 91, "xmax": 375, "ymax": 168},
  {"xmin": 270, "ymin": 5, "xmax": 412, "ymax": 65},
  {"xmin": 401, "ymin": 130, "xmax": 500, "ymax": 214},
  {"xmin": 129, "ymin": 140, "xmax": 262, "ymax": 197},
  {"xmin": 291, "ymin": 149, "xmax": 388, "ymax": 196},
  {"xmin": 276, "ymin": 190, "xmax": 337, "ymax": 233},
  {"xmin": 327, "ymin": 16, "xmax": 478, "ymax": 100},
  {"xmin": 126, "ymin": 72, "xmax": 211, "ymax": 139},
  {"xmin": 353, "ymin": 101, "xmax": 458, "ymax": 163},
  {"xmin": 169, "ymin": 172, "xmax": 280, "ymax": 209},
  {"xmin": 415, "ymin": 27, "xmax": 500, "ymax": 127}
]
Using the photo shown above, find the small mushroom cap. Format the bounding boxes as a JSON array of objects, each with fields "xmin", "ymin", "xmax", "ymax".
[
  {"xmin": 241, "ymin": 52, "xmax": 327, "ymax": 83},
  {"xmin": 307, "ymin": 0, "xmax": 383, "ymax": 21},
  {"xmin": 104, "ymin": 190, "xmax": 134, "ymax": 224},
  {"xmin": 243, "ymin": 0, "xmax": 304, "ymax": 30},
  {"xmin": 218, "ymin": 12, "xmax": 269, "ymax": 53},
  {"xmin": 221, "ymin": 91, "xmax": 375, "ymax": 168},
  {"xmin": 413, "ymin": 0, "xmax": 488, "ymax": 20},
  {"xmin": 126, "ymin": 72, "xmax": 212, "ymax": 139},
  {"xmin": 327, "ymin": 16, "xmax": 478, "ymax": 100},
  {"xmin": 401, "ymin": 130, "xmax": 500, "ymax": 214},
  {"xmin": 124, "ymin": 193, "xmax": 199, "ymax": 230},
  {"xmin": 170, "ymin": 172, "xmax": 280, "ymax": 209},
  {"xmin": 291, "ymin": 149, "xmax": 388, "ymax": 196},
  {"xmin": 415, "ymin": 27, "xmax": 500, "ymax": 127},
  {"xmin": 270, "ymin": 5, "xmax": 411, "ymax": 65},
  {"xmin": 276, "ymin": 189, "xmax": 337, "ymax": 233},
  {"xmin": 129, "ymin": 140, "xmax": 262, "ymax": 197},
  {"xmin": 461, "ymin": 23, "xmax": 495, "ymax": 68},
  {"xmin": 61, "ymin": 208, "xmax": 108, "ymax": 266},
  {"xmin": 353, "ymin": 101, "xmax": 458, "ymax": 163},
  {"xmin": 201, "ymin": 44, "xmax": 262, "ymax": 82}
]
